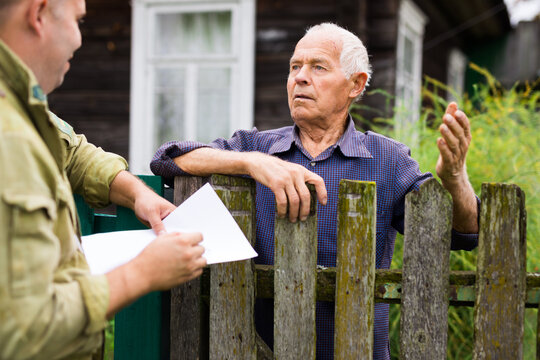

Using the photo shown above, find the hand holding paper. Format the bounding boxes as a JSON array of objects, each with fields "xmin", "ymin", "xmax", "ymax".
[{"xmin": 82, "ymin": 183, "xmax": 258, "ymax": 275}]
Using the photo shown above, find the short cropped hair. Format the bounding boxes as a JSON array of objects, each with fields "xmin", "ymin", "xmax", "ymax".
[
  {"xmin": 0, "ymin": 0, "xmax": 64, "ymax": 28},
  {"xmin": 305, "ymin": 23, "xmax": 372, "ymax": 92},
  {"xmin": 0, "ymin": 0, "xmax": 20, "ymax": 10},
  {"xmin": 0, "ymin": 0, "xmax": 20, "ymax": 27}
]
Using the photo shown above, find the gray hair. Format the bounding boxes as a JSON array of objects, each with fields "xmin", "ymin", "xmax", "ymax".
[{"xmin": 305, "ymin": 23, "xmax": 372, "ymax": 92}]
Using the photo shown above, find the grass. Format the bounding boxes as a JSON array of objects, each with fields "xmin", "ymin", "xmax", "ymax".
[
  {"xmin": 104, "ymin": 319, "xmax": 114, "ymax": 360},
  {"xmin": 352, "ymin": 64, "xmax": 540, "ymax": 359}
]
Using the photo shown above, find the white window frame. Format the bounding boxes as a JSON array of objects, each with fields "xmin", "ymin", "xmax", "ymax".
[
  {"xmin": 395, "ymin": 0, "xmax": 427, "ymax": 144},
  {"xmin": 447, "ymin": 48, "xmax": 467, "ymax": 101},
  {"xmin": 130, "ymin": 0, "xmax": 255, "ymax": 174}
]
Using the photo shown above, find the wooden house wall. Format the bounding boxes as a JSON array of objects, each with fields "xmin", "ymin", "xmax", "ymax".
[
  {"xmin": 254, "ymin": 0, "xmax": 401, "ymax": 129},
  {"xmin": 255, "ymin": 0, "xmax": 347, "ymax": 130},
  {"xmin": 481, "ymin": 20, "xmax": 539, "ymax": 88},
  {"xmin": 46, "ymin": 0, "xmax": 510, "ymax": 163},
  {"xmin": 362, "ymin": 0, "xmax": 400, "ymax": 121},
  {"xmin": 47, "ymin": 0, "xmax": 132, "ymax": 160},
  {"xmin": 416, "ymin": 0, "xmax": 511, "ymax": 98}
]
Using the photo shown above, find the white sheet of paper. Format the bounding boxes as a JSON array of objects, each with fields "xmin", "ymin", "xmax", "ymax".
[{"xmin": 82, "ymin": 183, "xmax": 257, "ymax": 275}]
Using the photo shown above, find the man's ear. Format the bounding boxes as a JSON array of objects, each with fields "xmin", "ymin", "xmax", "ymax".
[
  {"xmin": 26, "ymin": 0, "xmax": 48, "ymax": 36},
  {"xmin": 349, "ymin": 72, "xmax": 368, "ymax": 99}
]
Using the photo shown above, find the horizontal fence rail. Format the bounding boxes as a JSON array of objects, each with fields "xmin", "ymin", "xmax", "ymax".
[
  {"xmin": 401, "ymin": 178, "xmax": 452, "ymax": 359},
  {"xmin": 195, "ymin": 266, "xmax": 540, "ymax": 306},
  {"xmin": 75, "ymin": 175, "xmax": 538, "ymax": 360}
]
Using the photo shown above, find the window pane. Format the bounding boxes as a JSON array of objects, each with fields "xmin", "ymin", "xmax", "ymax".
[
  {"xmin": 155, "ymin": 11, "xmax": 232, "ymax": 56},
  {"xmin": 196, "ymin": 68, "xmax": 230, "ymax": 143},
  {"xmin": 403, "ymin": 35, "xmax": 414, "ymax": 74},
  {"xmin": 154, "ymin": 67, "xmax": 185, "ymax": 145}
]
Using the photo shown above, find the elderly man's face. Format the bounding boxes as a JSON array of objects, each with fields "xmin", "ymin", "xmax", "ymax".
[{"xmin": 287, "ymin": 32, "xmax": 356, "ymax": 125}]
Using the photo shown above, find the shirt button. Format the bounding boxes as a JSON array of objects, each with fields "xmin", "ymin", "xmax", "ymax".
[{"xmin": 310, "ymin": 161, "xmax": 316, "ymax": 167}]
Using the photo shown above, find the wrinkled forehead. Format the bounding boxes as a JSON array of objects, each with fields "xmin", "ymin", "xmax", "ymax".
[{"xmin": 291, "ymin": 31, "xmax": 343, "ymax": 62}]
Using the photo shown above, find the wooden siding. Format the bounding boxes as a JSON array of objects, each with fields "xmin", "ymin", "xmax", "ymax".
[
  {"xmin": 362, "ymin": 0, "xmax": 400, "ymax": 121},
  {"xmin": 47, "ymin": 0, "xmax": 131, "ymax": 160},
  {"xmin": 254, "ymin": 0, "xmax": 341, "ymax": 130},
  {"xmin": 46, "ymin": 0, "xmax": 511, "ymax": 161}
]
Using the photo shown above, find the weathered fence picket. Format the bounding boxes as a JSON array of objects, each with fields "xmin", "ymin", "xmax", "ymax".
[
  {"xmin": 400, "ymin": 178, "xmax": 452, "ymax": 359},
  {"xmin": 170, "ymin": 176, "xmax": 207, "ymax": 360},
  {"xmin": 334, "ymin": 180, "xmax": 377, "ymax": 358},
  {"xmin": 209, "ymin": 176, "xmax": 257, "ymax": 360},
  {"xmin": 473, "ymin": 183, "xmax": 527, "ymax": 360},
  {"xmin": 74, "ymin": 175, "xmax": 539, "ymax": 360},
  {"xmin": 274, "ymin": 185, "xmax": 318, "ymax": 359}
]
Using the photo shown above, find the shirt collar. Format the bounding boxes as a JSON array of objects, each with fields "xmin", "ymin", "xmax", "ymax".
[
  {"xmin": 268, "ymin": 127, "xmax": 295, "ymax": 155},
  {"xmin": 335, "ymin": 116, "xmax": 373, "ymax": 158},
  {"xmin": 0, "ymin": 40, "xmax": 64, "ymax": 170},
  {"xmin": 269, "ymin": 115, "xmax": 372, "ymax": 159}
]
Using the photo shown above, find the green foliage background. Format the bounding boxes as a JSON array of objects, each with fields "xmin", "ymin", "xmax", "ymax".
[{"xmin": 353, "ymin": 65, "xmax": 539, "ymax": 359}]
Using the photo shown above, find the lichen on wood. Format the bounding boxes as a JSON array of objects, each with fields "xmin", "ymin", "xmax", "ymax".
[
  {"xmin": 400, "ymin": 178, "xmax": 452, "ymax": 360},
  {"xmin": 334, "ymin": 180, "xmax": 377, "ymax": 358},
  {"xmin": 209, "ymin": 175, "xmax": 257, "ymax": 360},
  {"xmin": 473, "ymin": 183, "xmax": 526, "ymax": 360},
  {"xmin": 274, "ymin": 186, "xmax": 317, "ymax": 359}
]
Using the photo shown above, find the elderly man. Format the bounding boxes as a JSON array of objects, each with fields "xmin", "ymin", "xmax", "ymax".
[
  {"xmin": 151, "ymin": 23, "xmax": 478, "ymax": 360},
  {"xmin": 0, "ymin": 0, "xmax": 206, "ymax": 358}
]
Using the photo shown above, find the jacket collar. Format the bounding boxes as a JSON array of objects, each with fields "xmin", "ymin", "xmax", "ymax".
[
  {"xmin": 0, "ymin": 40, "xmax": 64, "ymax": 170},
  {"xmin": 0, "ymin": 40, "xmax": 48, "ymax": 109}
]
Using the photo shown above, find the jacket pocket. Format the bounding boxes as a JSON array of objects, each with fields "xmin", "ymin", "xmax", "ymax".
[{"xmin": 3, "ymin": 192, "xmax": 58, "ymax": 297}]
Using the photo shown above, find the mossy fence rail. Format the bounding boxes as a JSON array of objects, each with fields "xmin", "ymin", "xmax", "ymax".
[{"xmin": 76, "ymin": 175, "xmax": 539, "ymax": 360}]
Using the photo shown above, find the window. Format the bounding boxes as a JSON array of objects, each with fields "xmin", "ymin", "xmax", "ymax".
[
  {"xmin": 130, "ymin": 0, "xmax": 255, "ymax": 174},
  {"xmin": 447, "ymin": 48, "xmax": 467, "ymax": 101},
  {"xmin": 395, "ymin": 0, "xmax": 427, "ymax": 143}
]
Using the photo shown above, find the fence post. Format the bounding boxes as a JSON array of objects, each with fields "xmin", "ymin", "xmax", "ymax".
[
  {"xmin": 334, "ymin": 180, "xmax": 376, "ymax": 358},
  {"xmin": 399, "ymin": 178, "xmax": 452, "ymax": 359},
  {"xmin": 209, "ymin": 175, "xmax": 257, "ymax": 360},
  {"xmin": 274, "ymin": 186, "xmax": 318, "ymax": 359},
  {"xmin": 171, "ymin": 176, "xmax": 207, "ymax": 360},
  {"xmin": 473, "ymin": 183, "xmax": 527, "ymax": 360}
]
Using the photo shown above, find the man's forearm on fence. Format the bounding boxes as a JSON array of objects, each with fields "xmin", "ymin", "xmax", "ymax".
[{"xmin": 442, "ymin": 175, "xmax": 479, "ymax": 234}]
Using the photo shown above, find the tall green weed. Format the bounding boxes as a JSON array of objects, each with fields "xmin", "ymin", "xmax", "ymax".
[{"xmin": 352, "ymin": 64, "xmax": 539, "ymax": 359}]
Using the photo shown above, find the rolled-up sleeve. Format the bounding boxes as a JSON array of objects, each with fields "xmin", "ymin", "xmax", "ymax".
[
  {"xmin": 450, "ymin": 195, "xmax": 480, "ymax": 250},
  {"xmin": 390, "ymin": 142, "xmax": 479, "ymax": 251},
  {"xmin": 64, "ymin": 133, "xmax": 128, "ymax": 209},
  {"xmin": 76, "ymin": 273, "xmax": 110, "ymax": 334},
  {"xmin": 150, "ymin": 128, "xmax": 260, "ymax": 186},
  {"xmin": 150, "ymin": 140, "xmax": 210, "ymax": 183}
]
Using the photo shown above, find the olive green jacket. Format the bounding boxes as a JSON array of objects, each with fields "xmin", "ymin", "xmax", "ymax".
[{"xmin": 0, "ymin": 40, "xmax": 128, "ymax": 359}]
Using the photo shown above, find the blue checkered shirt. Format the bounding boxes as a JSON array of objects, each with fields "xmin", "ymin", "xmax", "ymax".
[{"xmin": 150, "ymin": 118, "xmax": 478, "ymax": 360}]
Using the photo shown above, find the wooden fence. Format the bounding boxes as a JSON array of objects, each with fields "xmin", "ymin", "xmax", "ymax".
[{"xmin": 76, "ymin": 175, "xmax": 540, "ymax": 359}]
